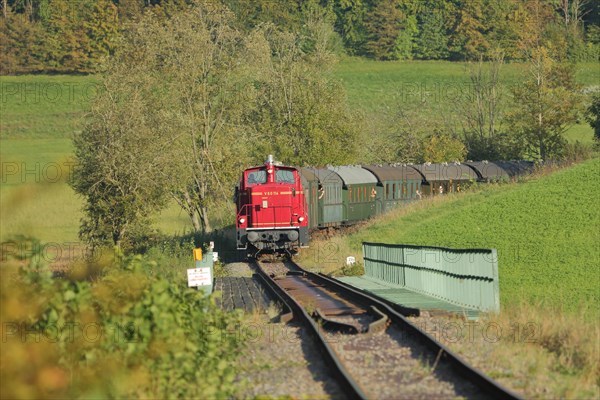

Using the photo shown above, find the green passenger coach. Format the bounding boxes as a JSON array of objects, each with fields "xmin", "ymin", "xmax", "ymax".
[
  {"xmin": 304, "ymin": 167, "xmax": 344, "ymax": 227},
  {"xmin": 409, "ymin": 162, "xmax": 478, "ymax": 196},
  {"xmin": 363, "ymin": 165, "xmax": 422, "ymax": 213},
  {"xmin": 329, "ymin": 165, "xmax": 378, "ymax": 223}
]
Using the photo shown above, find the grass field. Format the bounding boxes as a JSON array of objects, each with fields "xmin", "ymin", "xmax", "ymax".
[
  {"xmin": 335, "ymin": 58, "xmax": 598, "ymax": 144},
  {"xmin": 1, "ymin": 60, "xmax": 598, "ymax": 243},
  {"xmin": 297, "ymin": 159, "xmax": 600, "ymax": 398},
  {"xmin": 299, "ymin": 158, "xmax": 600, "ymax": 317}
]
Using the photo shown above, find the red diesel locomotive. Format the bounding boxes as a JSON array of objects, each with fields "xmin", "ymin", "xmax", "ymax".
[{"xmin": 235, "ymin": 155, "xmax": 309, "ymax": 255}]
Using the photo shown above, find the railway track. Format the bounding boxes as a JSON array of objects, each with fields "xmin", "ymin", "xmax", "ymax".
[{"xmin": 253, "ymin": 258, "xmax": 523, "ymax": 400}]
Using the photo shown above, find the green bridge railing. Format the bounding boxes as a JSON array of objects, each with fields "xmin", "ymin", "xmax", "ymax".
[{"xmin": 362, "ymin": 242, "xmax": 500, "ymax": 312}]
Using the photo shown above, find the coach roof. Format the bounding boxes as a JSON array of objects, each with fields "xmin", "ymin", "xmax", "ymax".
[
  {"xmin": 329, "ymin": 165, "xmax": 378, "ymax": 186},
  {"xmin": 362, "ymin": 165, "xmax": 422, "ymax": 182},
  {"xmin": 409, "ymin": 163, "xmax": 478, "ymax": 181}
]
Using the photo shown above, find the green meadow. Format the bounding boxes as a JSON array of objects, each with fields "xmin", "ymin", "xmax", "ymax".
[
  {"xmin": 301, "ymin": 158, "xmax": 600, "ymax": 317},
  {"xmin": 335, "ymin": 58, "xmax": 597, "ymax": 144},
  {"xmin": 296, "ymin": 157, "xmax": 600, "ymax": 398},
  {"xmin": 1, "ymin": 60, "xmax": 598, "ymax": 243}
]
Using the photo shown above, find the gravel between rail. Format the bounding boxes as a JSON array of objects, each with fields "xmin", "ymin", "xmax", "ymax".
[
  {"xmin": 325, "ymin": 327, "xmax": 481, "ymax": 399},
  {"xmin": 256, "ymin": 260, "xmax": 491, "ymax": 399},
  {"xmin": 223, "ymin": 261, "xmax": 344, "ymax": 398}
]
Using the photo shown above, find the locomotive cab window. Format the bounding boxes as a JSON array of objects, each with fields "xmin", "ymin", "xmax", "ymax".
[
  {"xmin": 276, "ymin": 170, "xmax": 295, "ymax": 184},
  {"xmin": 246, "ymin": 170, "xmax": 266, "ymax": 185}
]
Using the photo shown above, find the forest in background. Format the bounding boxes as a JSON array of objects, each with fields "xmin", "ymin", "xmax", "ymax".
[{"xmin": 1, "ymin": 0, "xmax": 599, "ymax": 74}]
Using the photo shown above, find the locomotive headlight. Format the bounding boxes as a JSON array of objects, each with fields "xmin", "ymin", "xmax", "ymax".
[
  {"xmin": 238, "ymin": 217, "xmax": 245, "ymax": 224},
  {"xmin": 298, "ymin": 216, "xmax": 305, "ymax": 222}
]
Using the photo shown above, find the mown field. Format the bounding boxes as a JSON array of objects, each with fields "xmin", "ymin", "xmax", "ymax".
[
  {"xmin": 300, "ymin": 158, "xmax": 600, "ymax": 316},
  {"xmin": 335, "ymin": 58, "xmax": 598, "ymax": 143},
  {"xmin": 1, "ymin": 61, "xmax": 598, "ymax": 243}
]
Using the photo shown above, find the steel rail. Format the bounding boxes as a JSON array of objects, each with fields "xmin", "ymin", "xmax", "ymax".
[
  {"xmin": 303, "ymin": 260, "xmax": 523, "ymax": 400},
  {"xmin": 251, "ymin": 260, "xmax": 367, "ymax": 400},
  {"xmin": 254, "ymin": 258, "xmax": 523, "ymax": 400}
]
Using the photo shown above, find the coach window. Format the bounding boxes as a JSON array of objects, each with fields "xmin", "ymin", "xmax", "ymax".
[
  {"xmin": 276, "ymin": 170, "xmax": 295, "ymax": 184},
  {"xmin": 247, "ymin": 170, "xmax": 266, "ymax": 185}
]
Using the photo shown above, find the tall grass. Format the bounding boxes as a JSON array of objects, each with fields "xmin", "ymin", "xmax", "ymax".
[{"xmin": 426, "ymin": 302, "xmax": 599, "ymax": 398}]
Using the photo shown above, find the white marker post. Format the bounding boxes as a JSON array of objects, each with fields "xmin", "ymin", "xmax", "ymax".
[{"xmin": 188, "ymin": 247, "xmax": 214, "ymax": 294}]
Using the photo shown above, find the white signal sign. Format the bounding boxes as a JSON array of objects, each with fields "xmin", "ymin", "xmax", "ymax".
[{"xmin": 187, "ymin": 267, "xmax": 212, "ymax": 287}]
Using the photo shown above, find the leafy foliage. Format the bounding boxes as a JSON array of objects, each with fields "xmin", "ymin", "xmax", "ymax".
[
  {"xmin": 70, "ymin": 53, "xmax": 182, "ymax": 248},
  {"xmin": 508, "ymin": 47, "xmax": 584, "ymax": 160},
  {"xmin": 363, "ymin": 0, "xmax": 404, "ymax": 60},
  {"xmin": 0, "ymin": 239, "xmax": 243, "ymax": 399},
  {"xmin": 0, "ymin": 0, "xmax": 118, "ymax": 74},
  {"xmin": 2, "ymin": 0, "xmax": 599, "ymax": 73},
  {"xmin": 250, "ymin": 22, "xmax": 359, "ymax": 166},
  {"xmin": 422, "ymin": 133, "xmax": 467, "ymax": 163},
  {"xmin": 585, "ymin": 91, "xmax": 600, "ymax": 142},
  {"xmin": 413, "ymin": 1, "xmax": 450, "ymax": 60}
]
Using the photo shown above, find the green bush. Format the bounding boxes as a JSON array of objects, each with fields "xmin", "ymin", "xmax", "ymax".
[{"xmin": 1, "ymin": 239, "xmax": 243, "ymax": 399}]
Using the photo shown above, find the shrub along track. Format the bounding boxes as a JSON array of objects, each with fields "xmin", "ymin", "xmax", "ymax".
[{"xmin": 253, "ymin": 258, "xmax": 523, "ymax": 400}]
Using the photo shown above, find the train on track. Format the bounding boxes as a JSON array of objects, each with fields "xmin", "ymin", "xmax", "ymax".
[{"xmin": 235, "ymin": 155, "xmax": 533, "ymax": 255}]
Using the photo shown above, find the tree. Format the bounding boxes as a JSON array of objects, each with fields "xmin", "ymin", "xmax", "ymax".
[
  {"xmin": 363, "ymin": 0, "xmax": 403, "ymax": 60},
  {"xmin": 508, "ymin": 47, "xmax": 584, "ymax": 160},
  {"xmin": 514, "ymin": 0, "xmax": 557, "ymax": 58},
  {"xmin": 585, "ymin": 91, "xmax": 600, "ymax": 142},
  {"xmin": 71, "ymin": 61, "xmax": 182, "ymax": 248},
  {"xmin": 0, "ymin": 10, "xmax": 46, "ymax": 73},
  {"xmin": 414, "ymin": 0, "xmax": 450, "ymax": 59},
  {"xmin": 482, "ymin": 0, "xmax": 522, "ymax": 60},
  {"xmin": 356, "ymin": 109, "xmax": 422, "ymax": 164},
  {"xmin": 422, "ymin": 133, "xmax": 467, "ymax": 163},
  {"xmin": 456, "ymin": 52, "xmax": 522, "ymax": 160},
  {"xmin": 123, "ymin": 3, "xmax": 259, "ymax": 233},
  {"xmin": 72, "ymin": 2, "xmax": 257, "ymax": 245},
  {"xmin": 449, "ymin": 0, "xmax": 489, "ymax": 60},
  {"xmin": 250, "ymin": 19, "xmax": 359, "ymax": 167},
  {"xmin": 328, "ymin": 0, "xmax": 367, "ymax": 54}
]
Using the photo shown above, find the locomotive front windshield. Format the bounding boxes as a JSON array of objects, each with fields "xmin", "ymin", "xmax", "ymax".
[
  {"xmin": 247, "ymin": 170, "xmax": 267, "ymax": 185},
  {"xmin": 246, "ymin": 169, "xmax": 296, "ymax": 185},
  {"xmin": 276, "ymin": 170, "xmax": 295, "ymax": 184}
]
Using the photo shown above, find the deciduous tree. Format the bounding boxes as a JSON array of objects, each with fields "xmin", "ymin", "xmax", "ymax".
[
  {"xmin": 508, "ymin": 47, "xmax": 584, "ymax": 160},
  {"xmin": 363, "ymin": 0, "xmax": 403, "ymax": 60},
  {"xmin": 422, "ymin": 132, "xmax": 467, "ymax": 163},
  {"xmin": 250, "ymin": 19, "xmax": 359, "ymax": 167},
  {"xmin": 585, "ymin": 91, "xmax": 600, "ymax": 142}
]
